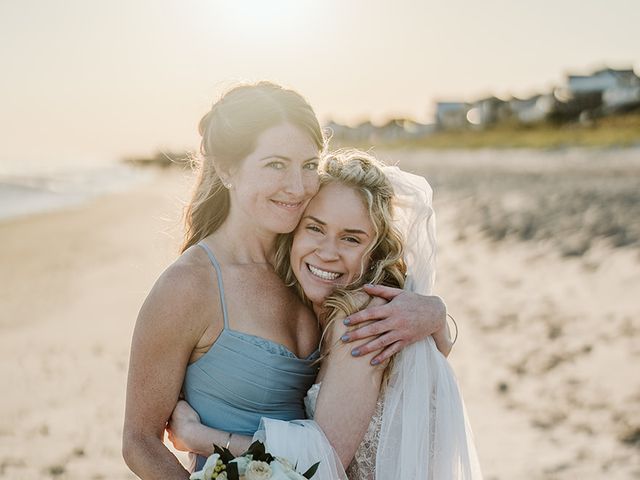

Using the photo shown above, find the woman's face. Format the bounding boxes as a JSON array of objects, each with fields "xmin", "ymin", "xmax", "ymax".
[
  {"xmin": 290, "ymin": 182, "xmax": 376, "ymax": 308},
  {"xmin": 226, "ymin": 122, "xmax": 321, "ymax": 235}
]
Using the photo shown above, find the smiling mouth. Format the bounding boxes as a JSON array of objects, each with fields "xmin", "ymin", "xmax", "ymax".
[
  {"xmin": 271, "ymin": 200, "xmax": 303, "ymax": 210},
  {"xmin": 307, "ymin": 263, "xmax": 343, "ymax": 281}
]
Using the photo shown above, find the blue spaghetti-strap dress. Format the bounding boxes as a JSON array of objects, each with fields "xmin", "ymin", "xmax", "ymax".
[{"xmin": 182, "ymin": 243, "xmax": 320, "ymax": 470}]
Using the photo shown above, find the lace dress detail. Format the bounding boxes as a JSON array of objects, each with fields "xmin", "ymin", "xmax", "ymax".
[
  {"xmin": 345, "ymin": 392, "xmax": 383, "ymax": 480},
  {"xmin": 304, "ymin": 383, "xmax": 383, "ymax": 480}
]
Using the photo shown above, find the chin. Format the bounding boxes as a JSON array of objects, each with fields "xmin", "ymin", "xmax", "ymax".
[
  {"xmin": 269, "ymin": 207, "xmax": 305, "ymax": 228},
  {"xmin": 300, "ymin": 285, "xmax": 329, "ymax": 307},
  {"xmin": 274, "ymin": 215, "xmax": 305, "ymax": 234},
  {"xmin": 263, "ymin": 219, "xmax": 299, "ymax": 235}
]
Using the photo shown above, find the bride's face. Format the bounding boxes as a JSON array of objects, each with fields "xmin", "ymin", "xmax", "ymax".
[{"xmin": 290, "ymin": 182, "xmax": 376, "ymax": 308}]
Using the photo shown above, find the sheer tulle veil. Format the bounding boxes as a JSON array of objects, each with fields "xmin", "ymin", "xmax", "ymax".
[
  {"xmin": 376, "ymin": 166, "xmax": 483, "ymax": 479},
  {"xmin": 254, "ymin": 166, "xmax": 482, "ymax": 479}
]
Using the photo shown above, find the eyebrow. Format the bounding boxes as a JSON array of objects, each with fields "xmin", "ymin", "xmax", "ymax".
[
  {"xmin": 259, "ymin": 155, "xmax": 319, "ymax": 162},
  {"xmin": 304, "ymin": 215, "xmax": 370, "ymax": 237}
]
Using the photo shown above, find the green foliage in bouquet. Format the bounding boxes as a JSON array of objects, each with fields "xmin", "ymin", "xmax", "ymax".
[
  {"xmin": 300, "ymin": 462, "xmax": 320, "ymax": 479},
  {"xmin": 240, "ymin": 441, "xmax": 275, "ymax": 464},
  {"xmin": 197, "ymin": 440, "xmax": 319, "ymax": 480},
  {"xmin": 212, "ymin": 444, "xmax": 239, "ymax": 479}
]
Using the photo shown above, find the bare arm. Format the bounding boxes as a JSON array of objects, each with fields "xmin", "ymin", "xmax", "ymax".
[
  {"xmin": 166, "ymin": 400, "xmax": 253, "ymax": 458},
  {"xmin": 341, "ymin": 285, "xmax": 451, "ymax": 364},
  {"xmin": 122, "ymin": 265, "xmax": 210, "ymax": 479},
  {"xmin": 312, "ymin": 296, "xmax": 387, "ymax": 468}
]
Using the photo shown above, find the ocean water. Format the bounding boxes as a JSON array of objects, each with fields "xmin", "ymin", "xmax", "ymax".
[{"xmin": 0, "ymin": 162, "xmax": 152, "ymax": 222}]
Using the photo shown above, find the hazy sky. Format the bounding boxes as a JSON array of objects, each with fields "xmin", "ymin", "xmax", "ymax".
[{"xmin": 1, "ymin": 0, "xmax": 638, "ymax": 167}]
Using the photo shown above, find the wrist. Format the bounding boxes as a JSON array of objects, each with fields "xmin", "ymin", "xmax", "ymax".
[
  {"xmin": 187, "ymin": 422, "xmax": 214, "ymax": 457},
  {"xmin": 437, "ymin": 297, "xmax": 447, "ymax": 331},
  {"xmin": 425, "ymin": 295, "xmax": 447, "ymax": 335}
]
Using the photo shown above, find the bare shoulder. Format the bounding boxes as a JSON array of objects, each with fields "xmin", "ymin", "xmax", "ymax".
[{"xmin": 136, "ymin": 246, "xmax": 218, "ymax": 339}]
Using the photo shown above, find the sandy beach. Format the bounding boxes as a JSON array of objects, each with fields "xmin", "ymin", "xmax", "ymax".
[{"xmin": 0, "ymin": 150, "xmax": 638, "ymax": 479}]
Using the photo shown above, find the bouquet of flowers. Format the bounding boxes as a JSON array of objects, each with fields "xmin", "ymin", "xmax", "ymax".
[{"xmin": 190, "ymin": 440, "xmax": 319, "ymax": 480}]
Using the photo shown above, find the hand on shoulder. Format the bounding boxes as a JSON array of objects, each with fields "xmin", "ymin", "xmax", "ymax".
[
  {"xmin": 321, "ymin": 292, "xmax": 388, "ymax": 366},
  {"xmin": 336, "ymin": 285, "xmax": 448, "ymax": 364}
]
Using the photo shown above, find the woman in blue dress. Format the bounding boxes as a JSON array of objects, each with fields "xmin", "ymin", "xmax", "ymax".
[
  {"xmin": 168, "ymin": 150, "xmax": 481, "ymax": 479},
  {"xmin": 122, "ymin": 82, "xmax": 451, "ymax": 479}
]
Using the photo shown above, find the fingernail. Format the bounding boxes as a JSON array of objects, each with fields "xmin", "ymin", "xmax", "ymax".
[
  {"xmin": 364, "ymin": 283, "xmax": 373, "ymax": 288},
  {"xmin": 340, "ymin": 334, "xmax": 350, "ymax": 342},
  {"xmin": 351, "ymin": 349, "xmax": 360, "ymax": 357},
  {"xmin": 370, "ymin": 359, "xmax": 380, "ymax": 366},
  {"xmin": 343, "ymin": 318, "xmax": 350, "ymax": 325}
]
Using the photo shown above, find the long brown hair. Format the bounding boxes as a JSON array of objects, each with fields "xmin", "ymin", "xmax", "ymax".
[{"xmin": 182, "ymin": 81, "xmax": 324, "ymax": 253}]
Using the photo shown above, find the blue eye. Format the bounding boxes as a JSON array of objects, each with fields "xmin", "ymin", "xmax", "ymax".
[
  {"xmin": 304, "ymin": 161, "xmax": 319, "ymax": 171},
  {"xmin": 266, "ymin": 161, "xmax": 285, "ymax": 170}
]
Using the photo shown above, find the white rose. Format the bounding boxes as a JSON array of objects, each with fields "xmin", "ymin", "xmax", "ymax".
[
  {"xmin": 245, "ymin": 460, "xmax": 272, "ymax": 480},
  {"xmin": 190, "ymin": 454, "xmax": 220, "ymax": 480},
  {"xmin": 230, "ymin": 455, "xmax": 252, "ymax": 476}
]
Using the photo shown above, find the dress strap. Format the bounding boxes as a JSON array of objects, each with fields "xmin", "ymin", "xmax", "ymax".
[{"xmin": 197, "ymin": 242, "xmax": 229, "ymax": 329}]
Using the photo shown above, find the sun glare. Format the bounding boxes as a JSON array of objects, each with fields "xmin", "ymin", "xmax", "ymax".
[{"xmin": 210, "ymin": 0, "xmax": 312, "ymax": 41}]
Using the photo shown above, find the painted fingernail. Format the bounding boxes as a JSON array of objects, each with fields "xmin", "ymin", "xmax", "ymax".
[
  {"xmin": 343, "ymin": 318, "xmax": 351, "ymax": 325},
  {"xmin": 340, "ymin": 334, "xmax": 350, "ymax": 342},
  {"xmin": 364, "ymin": 283, "xmax": 374, "ymax": 288},
  {"xmin": 371, "ymin": 359, "xmax": 380, "ymax": 366},
  {"xmin": 351, "ymin": 349, "xmax": 360, "ymax": 357}
]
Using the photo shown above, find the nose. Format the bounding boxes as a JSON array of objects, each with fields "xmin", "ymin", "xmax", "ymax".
[
  {"xmin": 284, "ymin": 167, "xmax": 305, "ymax": 196},
  {"xmin": 315, "ymin": 236, "xmax": 339, "ymax": 262}
]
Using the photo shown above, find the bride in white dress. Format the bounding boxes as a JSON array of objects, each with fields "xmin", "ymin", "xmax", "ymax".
[{"xmin": 169, "ymin": 150, "xmax": 482, "ymax": 479}]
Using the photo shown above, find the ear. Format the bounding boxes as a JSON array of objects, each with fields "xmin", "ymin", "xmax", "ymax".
[{"xmin": 213, "ymin": 163, "xmax": 233, "ymax": 188}]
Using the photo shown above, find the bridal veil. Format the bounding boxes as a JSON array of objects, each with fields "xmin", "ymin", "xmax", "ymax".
[{"xmin": 375, "ymin": 166, "xmax": 482, "ymax": 479}]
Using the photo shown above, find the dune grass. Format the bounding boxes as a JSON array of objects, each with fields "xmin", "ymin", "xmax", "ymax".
[{"xmin": 336, "ymin": 112, "xmax": 640, "ymax": 150}]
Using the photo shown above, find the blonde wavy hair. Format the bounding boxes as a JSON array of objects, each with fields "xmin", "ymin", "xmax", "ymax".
[
  {"xmin": 274, "ymin": 149, "xmax": 407, "ymax": 361},
  {"xmin": 182, "ymin": 81, "xmax": 324, "ymax": 253}
]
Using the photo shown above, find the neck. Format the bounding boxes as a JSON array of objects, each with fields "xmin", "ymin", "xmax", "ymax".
[
  {"xmin": 312, "ymin": 302, "xmax": 327, "ymax": 327},
  {"xmin": 212, "ymin": 214, "xmax": 278, "ymax": 265}
]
